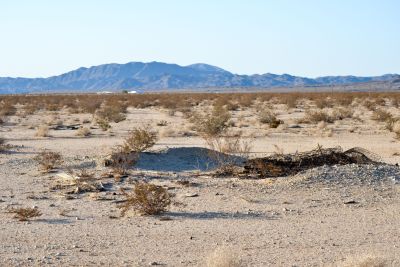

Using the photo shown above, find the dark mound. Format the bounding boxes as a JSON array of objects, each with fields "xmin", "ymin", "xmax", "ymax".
[{"xmin": 243, "ymin": 146, "xmax": 382, "ymax": 178}]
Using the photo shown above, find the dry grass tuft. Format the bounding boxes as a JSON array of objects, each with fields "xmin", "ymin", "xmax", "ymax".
[
  {"xmin": 35, "ymin": 125, "xmax": 50, "ymax": 137},
  {"xmin": 258, "ymin": 109, "xmax": 283, "ymax": 128},
  {"xmin": 371, "ymin": 109, "xmax": 392, "ymax": 122},
  {"xmin": 118, "ymin": 183, "xmax": 172, "ymax": 216},
  {"xmin": 76, "ymin": 127, "xmax": 91, "ymax": 137},
  {"xmin": 8, "ymin": 207, "xmax": 42, "ymax": 221},
  {"xmin": 205, "ymin": 247, "xmax": 242, "ymax": 267},
  {"xmin": 34, "ymin": 151, "xmax": 63, "ymax": 172},
  {"xmin": 341, "ymin": 255, "xmax": 390, "ymax": 267}
]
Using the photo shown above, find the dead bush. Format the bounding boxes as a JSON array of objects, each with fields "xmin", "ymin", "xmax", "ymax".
[
  {"xmin": 0, "ymin": 102, "xmax": 17, "ymax": 116},
  {"xmin": 118, "ymin": 183, "xmax": 172, "ymax": 216},
  {"xmin": 35, "ymin": 125, "xmax": 50, "ymax": 137},
  {"xmin": 107, "ymin": 147, "xmax": 139, "ymax": 175},
  {"xmin": 371, "ymin": 109, "xmax": 392, "ymax": 122},
  {"xmin": 258, "ymin": 110, "xmax": 283, "ymax": 128},
  {"xmin": 331, "ymin": 107, "xmax": 354, "ymax": 120},
  {"xmin": 205, "ymin": 247, "xmax": 242, "ymax": 267},
  {"xmin": 95, "ymin": 105, "xmax": 126, "ymax": 123},
  {"xmin": 205, "ymin": 132, "xmax": 252, "ymax": 176},
  {"xmin": 8, "ymin": 207, "xmax": 42, "ymax": 221},
  {"xmin": 34, "ymin": 151, "xmax": 63, "ymax": 172},
  {"xmin": 76, "ymin": 127, "xmax": 91, "ymax": 137},
  {"xmin": 301, "ymin": 109, "xmax": 333, "ymax": 123},
  {"xmin": 341, "ymin": 255, "xmax": 390, "ymax": 267},
  {"xmin": 0, "ymin": 137, "xmax": 7, "ymax": 152}
]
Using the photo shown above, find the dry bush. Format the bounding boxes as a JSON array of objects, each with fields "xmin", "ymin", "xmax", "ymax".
[
  {"xmin": 371, "ymin": 109, "xmax": 392, "ymax": 122},
  {"xmin": 76, "ymin": 127, "xmax": 91, "ymax": 137},
  {"xmin": 205, "ymin": 132, "xmax": 252, "ymax": 175},
  {"xmin": 341, "ymin": 255, "xmax": 390, "ymax": 267},
  {"xmin": 301, "ymin": 109, "xmax": 333, "ymax": 123},
  {"xmin": 8, "ymin": 207, "xmax": 42, "ymax": 221},
  {"xmin": 0, "ymin": 137, "xmax": 7, "ymax": 152},
  {"xmin": 118, "ymin": 183, "xmax": 172, "ymax": 216},
  {"xmin": 35, "ymin": 125, "xmax": 50, "ymax": 137},
  {"xmin": 95, "ymin": 105, "xmax": 126, "ymax": 123},
  {"xmin": 191, "ymin": 104, "xmax": 231, "ymax": 137},
  {"xmin": 107, "ymin": 147, "xmax": 139, "ymax": 175},
  {"xmin": 258, "ymin": 109, "xmax": 283, "ymax": 128},
  {"xmin": 0, "ymin": 102, "xmax": 17, "ymax": 116},
  {"xmin": 96, "ymin": 118, "xmax": 111, "ymax": 131},
  {"xmin": 123, "ymin": 127, "xmax": 158, "ymax": 153},
  {"xmin": 331, "ymin": 107, "xmax": 354, "ymax": 120},
  {"xmin": 34, "ymin": 151, "xmax": 63, "ymax": 172},
  {"xmin": 156, "ymin": 120, "xmax": 168, "ymax": 126},
  {"xmin": 315, "ymin": 98, "xmax": 333, "ymax": 109},
  {"xmin": 205, "ymin": 247, "xmax": 242, "ymax": 267}
]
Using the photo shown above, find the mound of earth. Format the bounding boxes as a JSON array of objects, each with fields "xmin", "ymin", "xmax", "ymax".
[{"xmin": 136, "ymin": 147, "xmax": 245, "ymax": 172}]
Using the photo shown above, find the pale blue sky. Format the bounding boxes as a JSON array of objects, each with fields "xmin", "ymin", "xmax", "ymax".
[{"xmin": 1, "ymin": 0, "xmax": 399, "ymax": 78}]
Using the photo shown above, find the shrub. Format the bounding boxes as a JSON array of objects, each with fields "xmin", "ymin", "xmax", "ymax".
[
  {"xmin": 0, "ymin": 137, "xmax": 7, "ymax": 152},
  {"xmin": 76, "ymin": 127, "xmax": 91, "ymax": 137},
  {"xmin": 35, "ymin": 125, "xmax": 50, "ymax": 137},
  {"xmin": 156, "ymin": 120, "xmax": 168, "ymax": 126},
  {"xmin": 95, "ymin": 105, "xmax": 126, "ymax": 123},
  {"xmin": 302, "ymin": 109, "xmax": 333, "ymax": 123},
  {"xmin": 107, "ymin": 147, "xmax": 139, "ymax": 175},
  {"xmin": 331, "ymin": 107, "xmax": 354, "ymax": 120},
  {"xmin": 34, "ymin": 151, "xmax": 63, "ymax": 172},
  {"xmin": 96, "ymin": 118, "xmax": 111, "ymax": 131},
  {"xmin": 8, "ymin": 207, "xmax": 42, "ymax": 221},
  {"xmin": 118, "ymin": 183, "xmax": 172, "ymax": 216},
  {"xmin": 0, "ymin": 102, "xmax": 17, "ymax": 116},
  {"xmin": 371, "ymin": 109, "xmax": 392, "ymax": 122},
  {"xmin": 205, "ymin": 247, "xmax": 242, "ymax": 267},
  {"xmin": 258, "ymin": 110, "xmax": 283, "ymax": 128},
  {"xmin": 123, "ymin": 127, "xmax": 158, "ymax": 153},
  {"xmin": 191, "ymin": 104, "xmax": 231, "ymax": 137}
]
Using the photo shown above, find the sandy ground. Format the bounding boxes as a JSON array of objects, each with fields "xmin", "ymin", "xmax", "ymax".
[{"xmin": 1, "ymin": 104, "xmax": 400, "ymax": 266}]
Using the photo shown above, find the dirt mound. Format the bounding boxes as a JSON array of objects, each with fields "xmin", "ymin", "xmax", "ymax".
[
  {"xmin": 243, "ymin": 146, "xmax": 383, "ymax": 178},
  {"xmin": 136, "ymin": 147, "xmax": 245, "ymax": 172}
]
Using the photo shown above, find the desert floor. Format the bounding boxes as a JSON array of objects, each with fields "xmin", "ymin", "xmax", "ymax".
[{"xmin": 1, "ymin": 100, "xmax": 400, "ymax": 266}]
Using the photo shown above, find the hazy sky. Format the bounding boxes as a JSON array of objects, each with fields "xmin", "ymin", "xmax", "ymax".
[{"xmin": 1, "ymin": 0, "xmax": 399, "ymax": 78}]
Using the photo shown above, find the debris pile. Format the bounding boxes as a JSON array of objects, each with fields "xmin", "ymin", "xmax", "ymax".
[{"xmin": 243, "ymin": 146, "xmax": 382, "ymax": 178}]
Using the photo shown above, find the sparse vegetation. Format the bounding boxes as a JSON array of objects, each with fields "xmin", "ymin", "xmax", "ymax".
[
  {"xmin": 258, "ymin": 109, "xmax": 283, "ymax": 128},
  {"xmin": 205, "ymin": 247, "xmax": 242, "ymax": 267},
  {"xmin": 123, "ymin": 127, "xmax": 158, "ymax": 153},
  {"xmin": 301, "ymin": 109, "xmax": 333, "ymax": 123},
  {"xmin": 34, "ymin": 151, "xmax": 63, "ymax": 172},
  {"xmin": 76, "ymin": 127, "xmax": 91, "ymax": 137},
  {"xmin": 35, "ymin": 125, "xmax": 50, "ymax": 137},
  {"xmin": 118, "ymin": 183, "xmax": 172, "ymax": 216},
  {"xmin": 8, "ymin": 207, "xmax": 42, "ymax": 221},
  {"xmin": 371, "ymin": 109, "xmax": 392, "ymax": 122}
]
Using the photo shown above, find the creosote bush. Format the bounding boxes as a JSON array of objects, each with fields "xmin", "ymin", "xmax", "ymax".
[
  {"xmin": 118, "ymin": 183, "xmax": 172, "ymax": 216},
  {"xmin": 123, "ymin": 127, "xmax": 158, "ymax": 153},
  {"xmin": 191, "ymin": 104, "xmax": 231, "ymax": 137},
  {"xmin": 258, "ymin": 109, "xmax": 283, "ymax": 128},
  {"xmin": 8, "ymin": 207, "xmax": 42, "ymax": 221},
  {"xmin": 34, "ymin": 151, "xmax": 63, "ymax": 172},
  {"xmin": 95, "ymin": 104, "xmax": 126, "ymax": 123},
  {"xmin": 301, "ymin": 109, "xmax": 333, "ymax": 124},
  {"xmin": 371, "ymin": 109, "xmax": 392, "ymax": 122}
]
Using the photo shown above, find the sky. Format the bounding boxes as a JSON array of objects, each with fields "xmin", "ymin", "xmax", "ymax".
[{"xmin": 0, "ymin": 0, "xmax": 399, "ymax": 78}]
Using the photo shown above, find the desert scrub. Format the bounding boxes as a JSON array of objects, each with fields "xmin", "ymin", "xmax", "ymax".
[
  {"xmin": 0, "ymin": 102, "xmax": 17, "ymax": 116},
  {"xmin": 371, "ymin": 109, "xmax": 392, "ymax": 122},
  {"xmin": 34, "ymin": 151, "xmax": 63, "ymax": 172},
  {"xmin": 331, "ymin": 107, "xmax": 354, "ymax": 120},
  {"xmin": 118, "ymin": 183, "xmax": 172, "ymax": 216},
  {"xmin": 301, "ymin": 109, "xmax": 333, "ymax": 123},
  {"xmin": 35, "ymin": 125, "xmax": 50, "ymax": 137},
  {"xmin": 76, "ymin": 127, "xmax": 91, "ymax": 137},
  {"xmin": 123, "ymin": 127, "xmax": 158, "ymax": 153},
  {"xmin": 258, "ymin": 109, "xmax": 283, "ymax": 128},
  {"xmin": 190, "ymin": 104, "xmax": 231, "ymax": 137},
  {"xmin": 95, "ymin": 104, "xmax": 126, "ymax": 123},
  {"xmin": 8, "ymin": 207, "xmax": 42, "ymax": 221}
]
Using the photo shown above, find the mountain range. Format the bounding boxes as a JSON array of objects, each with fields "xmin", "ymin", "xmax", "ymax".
[{"xmin": 0, "ymin": 61, "xmax": 399, "ymax": 94}]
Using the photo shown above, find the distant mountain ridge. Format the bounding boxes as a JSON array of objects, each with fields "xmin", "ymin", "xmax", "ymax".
[{"xmin": 0, "ymin": 61, "xmax": 399, "ymax": 94}]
